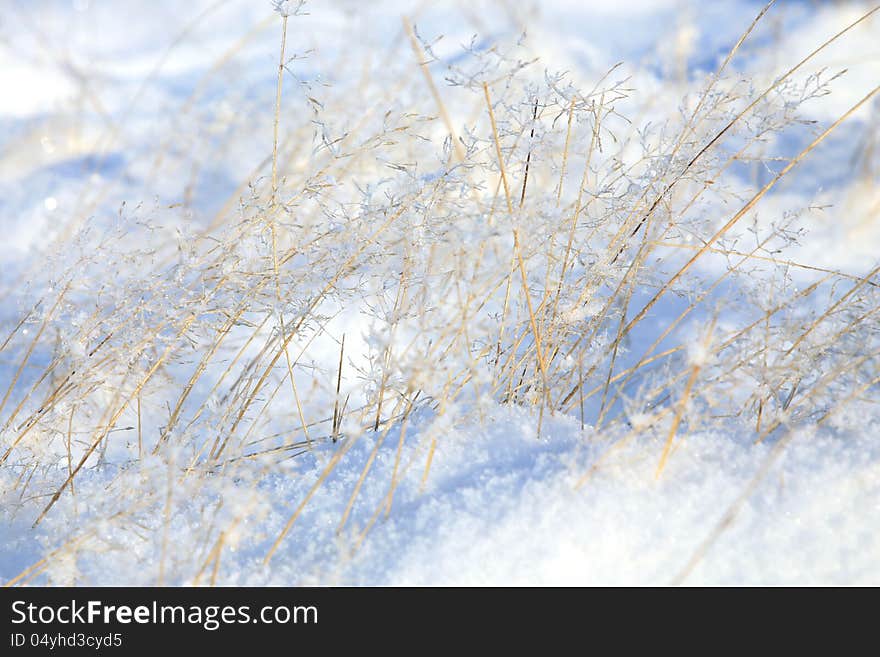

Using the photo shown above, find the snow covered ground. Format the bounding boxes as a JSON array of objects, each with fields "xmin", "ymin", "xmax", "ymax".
[{"xmin": 1, "ymin": 0, "xmax": 879, "ymax": 585}]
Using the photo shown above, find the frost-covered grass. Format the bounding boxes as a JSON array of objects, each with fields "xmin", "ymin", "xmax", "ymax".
[{"xmin": 1, "ymin": 0, "xmax": 879, "ymax": 585}]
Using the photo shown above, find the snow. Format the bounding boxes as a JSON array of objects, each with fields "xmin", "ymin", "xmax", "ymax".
[{"xmin": 1, "ymin": 0, "xmax": 879, "ymax": 586}]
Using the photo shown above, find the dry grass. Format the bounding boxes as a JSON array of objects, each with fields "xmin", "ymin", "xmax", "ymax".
[{"xmin": 1, "ymin": 1, "xmax": 879, "ymax": 585}]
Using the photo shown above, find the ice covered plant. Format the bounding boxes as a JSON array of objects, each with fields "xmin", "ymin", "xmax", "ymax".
[{"xmin": 0, "ymin": 0, "xmax": 878, "ymax": 585}]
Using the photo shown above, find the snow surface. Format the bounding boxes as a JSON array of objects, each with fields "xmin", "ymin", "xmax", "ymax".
[{"xmin": 1, "ymin": 0, "xmax": 879, "ymax": 586}]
